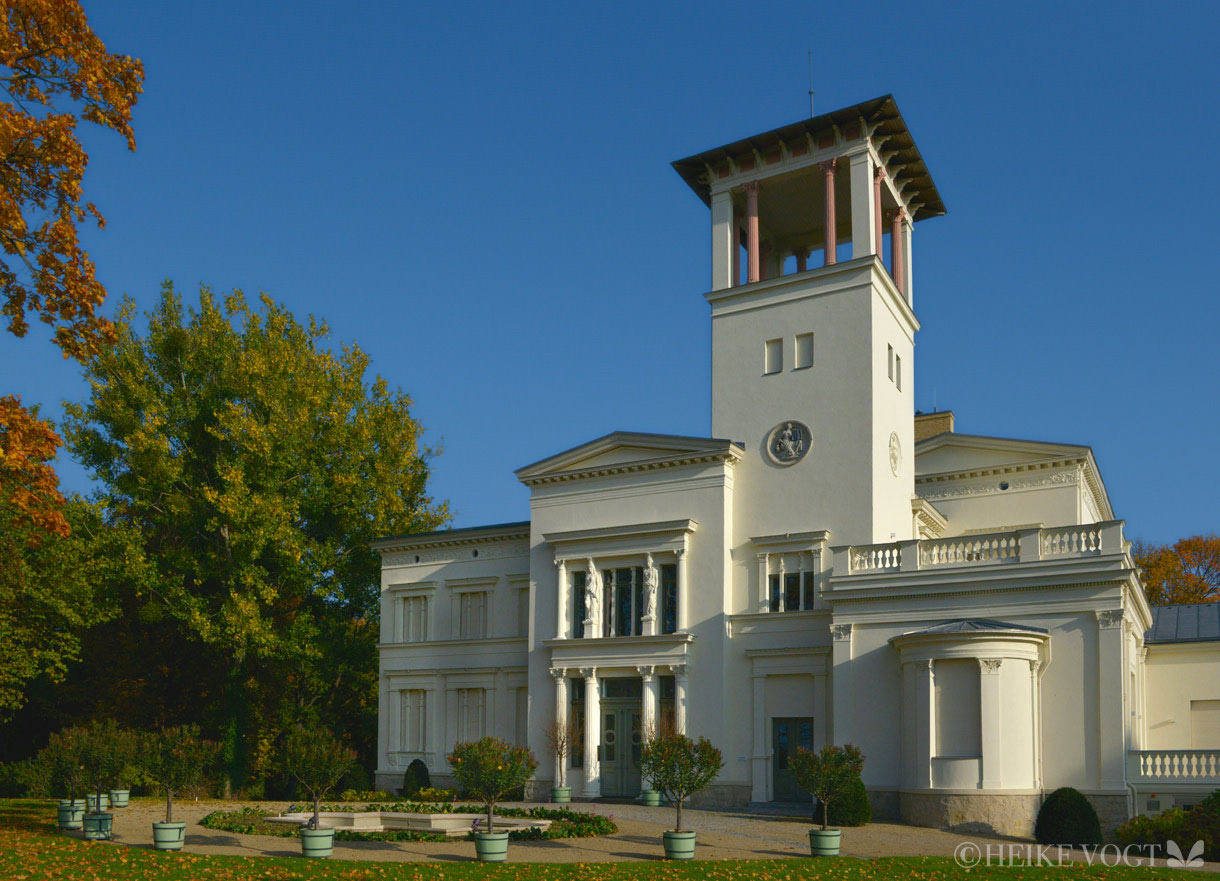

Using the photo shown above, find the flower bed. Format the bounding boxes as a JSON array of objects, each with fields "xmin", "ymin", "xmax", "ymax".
[{"xmin": 200, "ymin": 804, "xmax": 616, "ymax": 842}]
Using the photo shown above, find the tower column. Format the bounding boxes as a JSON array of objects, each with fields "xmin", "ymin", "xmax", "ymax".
[
  {"xmin": 732, "ymin": 208, "xmax": 742, "ymax": 286},
  {"xmin": 821, "ymin": 159, "xmax": 837, "ymax": 265},
  {"xmin": 873, "ymin": 166, "xmax": 885, "ymax": 258},
  {"xmin": 745, "ymin": 181, "xmax": 760, "ymax": 283},
  {"xmin": 710, "ymin": 189, "xmax": 734, "ymax": 291},
  {"xmin": 901, "ymin": 215, "xmax": 914, "ymax": 304},
  {"xmin": 848, "ymin": 153, "xmax": 877, "ymax": 259},
  {"xmin": 891, "ymin": 209, "xmax": 906, "ymax": 293}
]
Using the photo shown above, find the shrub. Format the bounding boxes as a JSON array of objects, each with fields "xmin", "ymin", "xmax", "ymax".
[
  {"xmin": 639, "ymin": 732, "xmax": 724, "ymax": 833},
  {"xmin": 402, "ymin": 758, "xmax": 431, "ymax": 798},
  {"xmin": 826, "ymin": 774, "xmax": 871, "ymax": 826},
  {"xmin": 417, "ymin": 786, "xmax": 456, "ymax": 801},
  {"xmin": 145, "ymin": 725, "xmax": 221, "ymax": 824},
  {"xmin": 789, "ymin": 744, "xmax": 865, "ymax": 830},
  {"xmin": 0, "ymin": 758, "xmax": 49, "ymax": 797},
  {"xmin": 79, "ymin": 720, "xmax": 130, "ymax": 807},
  {"xmin": 283, "ymin": 725, "xmax": 357, "ymax": 829},
  {"xmin": 447, "ymin": 736, "xmax": 538, "ymax": 834},
  {"xmin": 1201, "ymin": 789, "xmax": 1220, "ymax": 815},
  {"xmin": 337, "ymin": 789, "xmax": 395, "ymax": 802},
  {"xmin": 1117, "ymin": 806, "xmax": 1220, "ymax": 861},
  {"xmin": 1035, "ymin": 787, "xmax": 1102, "ymax": 847},
  {"xmin": 39, "ymin": 727, "xmax": 88, "ymax": 802}
]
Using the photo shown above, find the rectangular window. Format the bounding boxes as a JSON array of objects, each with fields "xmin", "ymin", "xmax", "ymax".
[
  {"xmin": 603, "ymin": 567, "xmax": 645, "ymax": 637},
  {"xmin": 802, "ymin": 571, "xmax": 816, "ymax": 610},
  {"xmin": 403, "ymin": 595, "xmax": 428, "ymax": 642},
  {"xmin": 895, "ymin": 354, "xmax": 902, "ymax": 391},
  {"xmin": 784, "ymin": 573, "xmax": 801, "ymax": 611},
  {"xmin": 570, "ymin": 682, "xmax": 584, "ymax": 768},
  {"xmin": 571, "ymin": 571, "xmax": 586, "ymax": 639},
  {"xmin": 458, "ymin": 592, "xmax": 487, "ymax": 639},
  {"xmin": 887, "ymin": 344, "xmax": 894, "ymax": 381},
  {"xmin": 794, "ymin": 332, "xmax": 814, "ymax": 369},
  {"xmin": 457, "ymin": 688, "xmax": 485, "ymax": 742},
  {"xmin": 769, "ymin": 573, "xmax": 781, "ymax": 612},
  {"xmin": 660, "ymin": 564, "xmax": 678, "ymax": 634},
  {"xmin": 517, "ymin": 587, "xmax": 529, "ymax": 638},
  {"xmin": 764, "ymin": 338, "xmax": 783, "ymax": 374},
  {"xmin": 770, "ymin": 570, "xmax": 814, "ymax": 611},
  {"xmin": 401, "ymin": 689, "xmax": 426, "ymax": 753},
  {"xmin": 934, "ymin": 659, "xmax": 982, "ymax": 756}
]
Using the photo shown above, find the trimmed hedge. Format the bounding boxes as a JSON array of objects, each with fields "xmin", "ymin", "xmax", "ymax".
[
  {"xmin": 825, "ymin": 776, "xmax": 871, "ymax": 827},
  {"xmin": 200, "ymin": 804, "xmax": 616, "ymax": 842},
  {"xmin": 1035, "ymin": 787, "xmax": 1101, "ymax": 847}
]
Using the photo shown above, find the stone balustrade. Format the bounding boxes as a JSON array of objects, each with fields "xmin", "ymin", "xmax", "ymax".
[
  {"xmin": 836, "ymin": 520, "xmax": 1125, "ymax": 576},
  {"xmin": 1129, "ymin": 749, "xmax": 1220, "ymax": 783}
]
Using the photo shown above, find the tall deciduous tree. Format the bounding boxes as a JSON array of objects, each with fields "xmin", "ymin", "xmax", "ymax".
[
  {"xmin": 1135, "ymin": 534, "xmax": 1220, "ymax": 605},
  {"xmin": 62, "ymin": 283, "xmax": 448, "ymax": 785}
]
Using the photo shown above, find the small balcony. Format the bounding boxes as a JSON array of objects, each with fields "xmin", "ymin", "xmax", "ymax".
[{"xmin": 833, "ymin": 521, "xmax": 1126, "ymax": 577}]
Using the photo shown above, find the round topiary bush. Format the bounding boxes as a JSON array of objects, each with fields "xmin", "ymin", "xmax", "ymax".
[
  {"xmin": 825, "ymin": 776, "xmax": 871, "ymax": 826},
  {"xmin": 1035, "ymin": 787, "xmax": 1101, "ymax": 846},
  {"xmin": 402, "ymin": 759, "xmax": 430, "ymax": 798}
]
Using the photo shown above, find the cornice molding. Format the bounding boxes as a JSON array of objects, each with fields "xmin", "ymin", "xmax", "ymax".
[{"xmin": 519, "ymin": 449, "xmax": 742, "ymax": 487}]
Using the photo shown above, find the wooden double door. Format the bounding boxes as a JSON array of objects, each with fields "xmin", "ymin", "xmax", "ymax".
[
  {"xmin": 772, "ymin": 717, "xmax": 813, "ymax": 802},
  {"xmin": 599, "ymin": 700, "xmax": 643, "ymax": 797}
]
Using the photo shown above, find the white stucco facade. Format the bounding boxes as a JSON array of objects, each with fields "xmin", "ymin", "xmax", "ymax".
[{"xmin": 372, "ymin": 96, "xmax": 1214, "ymax": 836}]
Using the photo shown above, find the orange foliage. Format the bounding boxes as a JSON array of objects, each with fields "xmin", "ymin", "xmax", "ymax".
[
  {"xmin": 1135, "ymin": 534, "xmax": 1220, "ymax": 606},
  {"xmin": 0, "ymin": 393, "xmax": 65, "ymax": 540}
]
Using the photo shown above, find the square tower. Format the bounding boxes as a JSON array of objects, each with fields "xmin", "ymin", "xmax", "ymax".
[{"xmin": 672, "ymin": 96, "xmax": 944, "ymax": 547}]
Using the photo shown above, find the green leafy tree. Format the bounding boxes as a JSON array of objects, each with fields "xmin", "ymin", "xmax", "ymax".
[
  {"xmin": 146, "ymin": 725, "xmax": 220, "ymax": 823},
  {"xmin": 61, "ymin": 283, "xmax": 448, "ymax": 785},
  {"xmin": 789, "ymin": 744, "xmax": 865, "ymax": 830},
  {"xmin": 638, "ymin": 732, "xmax": 724, "ymax": 833},
  {"xmin": 447, "ymin": 736, "xmax": 538, "ymax": 833},
  {"xmin": 39, "ymin": 726, "xmax": 87, "ymax": 802},
  {"xmin": 283, "ymin": 724, "xmax": 355, "ymax": 829},
  {"xmin": 79, "ymin": 719, "xmax": 128, "ymax": 808}
]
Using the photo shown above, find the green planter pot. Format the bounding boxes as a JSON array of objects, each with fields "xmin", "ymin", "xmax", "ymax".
[
  {"xmin": 809, "ymin": 828, "xmax": 841, "ymax": 856},
  {"xmin": 108, "ymin": 789, "xmax": 130, "ymax": 808},
  {"xmin": 550, "ymin": 786, "xmax": 571, "ymax": 803},
  {"xmin": 300, "ymin": 826, "xmax": 335, "ymax": 858},
  {"xmin": 662, "ymin": 830, "xmax": 697, "ymax": 860},
  {"xmin": 473, "ymin": 831, "xmax": 510, "ymax": 862},
  {"xmin": 86, "ymin": 793, "xmax": 110, "ymax": 811},
  {"xmin": 57, "ymin": 799, "xmax": 86, "ymax": 830},
  {"xmin": 640, "ymin": 789, "xmax": 662, "ymax": 806},
  {"xmin": 82, "ymin": 812, "xmax": 114, "ymax": 841},
  {"xmin": 153, "ymin": 821, "xmax": 187, "ymax": 851}
]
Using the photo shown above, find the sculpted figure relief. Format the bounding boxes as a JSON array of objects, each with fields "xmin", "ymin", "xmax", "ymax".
[
  {"xmin": 642, "ymin": 552, "xmax": 658, "ymax": 619},
  {"xmin": 583, "ymin": 558, "xmax": 601, "ymax": 624}
]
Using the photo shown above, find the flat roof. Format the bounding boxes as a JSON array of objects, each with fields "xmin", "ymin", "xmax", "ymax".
[{"xmin": 671, "ymin": 94, "xmax": 946, "ymax": 222}]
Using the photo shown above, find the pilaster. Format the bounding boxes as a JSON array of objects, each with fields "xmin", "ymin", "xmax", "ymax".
[
  {"xmin": 849, "ymin": 152, "xmax": 877, "ymax": 259},
  {"xmin": 978, "ymin": 658, "xmax": 1003, "ymax": 788}
]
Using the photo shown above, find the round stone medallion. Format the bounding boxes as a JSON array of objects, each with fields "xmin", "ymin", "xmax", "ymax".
[{"xmin": 766, "ymin": 421, "xmax": 811, "ymax": 466}]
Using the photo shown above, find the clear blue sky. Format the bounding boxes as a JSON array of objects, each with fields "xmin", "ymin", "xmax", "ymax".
[{"xmin": 5, "ymin": 1, "xmax": 1217, "ymax": 544}]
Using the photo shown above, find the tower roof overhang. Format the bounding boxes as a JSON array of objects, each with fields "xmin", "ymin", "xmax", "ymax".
[{"xmin": 671, "ymin": 94, "xmax": 946, "ymax": 222}]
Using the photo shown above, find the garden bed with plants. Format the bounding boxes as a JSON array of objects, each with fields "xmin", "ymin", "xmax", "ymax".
[{"xmin": 201, "ymin": 804, "xmax": 617, "ymax": 842}]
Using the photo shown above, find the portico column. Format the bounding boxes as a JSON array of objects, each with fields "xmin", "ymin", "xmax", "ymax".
[
  {"xmin": 581, "ymin": 668, "xmax": 601, "ymax": 798},
  {"xmin": 675, "ymin": 547, "xmax": 689, "ymax": 631},
  {"xmin": 978, "ymin": 658, "xmax": 1003, "ymax": 788},
  {"xmin": 555, "ymin": 558, "xmax": 567, "ymax": 640},
  {"xmin": 672, "ymin": 664, "xmax": 688, "ymax": 734},
  {"xmin": 732, "ymin": 209, "xmax": 742, "ymax": 286},
  {"xmin": 638, "ymin": 666, "xmax": 658, "ymax": 737},
  {"xmin": 756, "ymin": 553, "xmax": 769, "ymax": 613},
  {"xmin": 821, "ymin": 159, "xmax": 837, "ymax": 264},
  {"xmin": 551, "ymin": 669, "xmax": 569, "ymax": 788},
  {"xmin": 891, "ymin": 209, "xmax": 906, "ymax": 293},
  {"xmin": 873, "ymin": 166, "xmax": 885, "ymax": 257},
  {"xmin": 848, "ymin": 152, "xmax": 877, "ymax": 259},
  {"xmin": 745, "ymin": 181, "xmax": 760, "ymax": 283},
  {"xmin": 710, "ymin": 189, "xmax": 734, "ymax": 291}
]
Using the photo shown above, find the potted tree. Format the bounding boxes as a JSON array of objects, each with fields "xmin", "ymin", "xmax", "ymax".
[
  {"xmin": 80, "ymin": 720, "xmax": 125, "ymax": 840},
  {"xmin": 790, "ymin": 744, "xmax": 865, "ymax": 857},
  {"xmin": 109, "ymin": 730, "xmax": 141, "ymax": 808},
  {"xmin": 638, "ymin": 731, "xmax": 724, "ymax": 860},
  {"xmin": 447, "ymin": 736, "xmax": 538, "ymax": 863},
  {"xmin": 43, "ymin": 727, "xmax": 87, "ymax": 830},
  {"xmin": 544, "ymin": 716, "xmax": 577, "ymax": 803},
  {"xmin": 283, "ymin": 724, "xmax": 356, "ymax": 858},
  {"xmin": 146, "ymin": 725, "xmax": 220, "ymax": 851},
  {"xmin": 638, "ymin": 719, "xmax": 666, "ymax": 807}
]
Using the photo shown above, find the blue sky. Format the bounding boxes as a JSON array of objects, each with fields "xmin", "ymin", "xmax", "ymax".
[{"xmin": 5, "ymin": 1, "xmax": 1217, "ymax": 544}]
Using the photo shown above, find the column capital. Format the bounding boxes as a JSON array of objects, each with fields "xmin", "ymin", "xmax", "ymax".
[
  {"xmin": 831, "ymin": 622, "xmax": 852, "ymax": 642},
  {"xmin": 1029, "ymin": 659, "xmax": 1043, "ymax": 675},
  {"xmin": 978, "ymin": 657, "xmax": 1003, "ymax": 674},
  {"xmin": 1096, "ymin": 609, "xmax": 1124, "ymax": 629},
  {"xmin": 636, "ymin": 665, "xmax": 655, "ymax": 680},
  {"xmin": 555, "ymin": 556, "xmax": 566, "ymax": 569},
  {"xmin": 743, "ymin": 179, "xmax": 760, "ymax": 196},
  {"xmin": 549, "ymin": 667, "xmax": 568, "ymax": 680},
  {"xmin": 580, "ymin": 667, "xmax": 597, "ymax": 681},
  {"xmin": 874, "ymin": 164, "xmax": 886, "ymax": 183},
  {"xmin": 669, "ymin": 663, "xmax": 687, "ymax": 677},
  {"xmin": 819, "ymin": 157, "xmax": 837, "ymax": 173}
]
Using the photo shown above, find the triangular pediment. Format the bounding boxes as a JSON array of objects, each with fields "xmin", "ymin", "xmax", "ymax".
[
  {"xmin": 915, "ymin": 433, "xmax": 1091, "ymax": 476},
  {"xmin": 515, "ymin": 431, "xmax": 741, "ymax": 483}
]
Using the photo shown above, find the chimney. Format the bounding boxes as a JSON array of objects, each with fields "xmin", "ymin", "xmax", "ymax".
[{"xmin": 915, "ymin": 410, "xmax": 955, "ymax": 442}]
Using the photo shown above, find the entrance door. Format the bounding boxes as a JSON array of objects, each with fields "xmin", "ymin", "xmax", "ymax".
[
  {"xmin": 772, "ymin": 717, "xmax": 813, "ymax": 802},
  {"xmin": 600, "ymin": 702, "xmax": 643, "ymax": 797}
]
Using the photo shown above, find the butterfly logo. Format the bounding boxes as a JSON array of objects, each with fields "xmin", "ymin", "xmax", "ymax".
[{"xmin": 1166, "ymin": 839, "xmax": 1205, "ymax": 868}]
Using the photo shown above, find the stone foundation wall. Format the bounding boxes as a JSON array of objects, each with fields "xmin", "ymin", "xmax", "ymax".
[
  {"xmin": 1084, "ymin": 794, "xmax": 1130, "ymax": 841},
  {"xmin": 866, "ymin": 788, "xmax": 900, "ymax": 821},
  {"xmin": 900, "ymin": 791, "xmax": 1042, "ymax": 837},
  {"xmin": 688, "ymin": 784, "xmax": 751, "ymax": 810}
]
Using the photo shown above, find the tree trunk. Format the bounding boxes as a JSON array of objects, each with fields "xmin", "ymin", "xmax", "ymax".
[
  {"xmin": 313, "ymin": 794, "xmax": 321, "ymax": 830},
  {"xmin": 675, "ymin": 799, "xmax": 683, "ymax": 833},
  {"xmin": 821, "ymin": 797, "xmax": 828, "ymax": 831},
  {"xmin": 486, "ymin": 802, "xmax": 494, "ymax": 834},
  {"xmin": 166, "ymin": 789, "xmax": 173, "ymax": 824}
]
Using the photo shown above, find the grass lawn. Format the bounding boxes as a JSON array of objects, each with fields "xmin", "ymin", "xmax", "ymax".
[{"xmin": 0, "ymin": 799, "xmax": 1192, "ymax": 880}]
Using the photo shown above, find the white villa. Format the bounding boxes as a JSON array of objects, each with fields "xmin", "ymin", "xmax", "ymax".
[{"xmin": 372, "ymin": 96, "xmax": 1219, "ymax": 836}]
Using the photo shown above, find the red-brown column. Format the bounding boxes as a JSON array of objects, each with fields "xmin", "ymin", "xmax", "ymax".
[
  {"xmin": 821, "ymin": 159, "xmax": 837, "ymax": 265},
  {"xmin": 873, "ymin": 166, "xmax": 885, "ymax": 258},
  {"xmin": 745, "ymin": 182, "xmax": 760, "ymax": 283},
  {"xmin": 891, "ymin": 209, "xmax": 906, "ymax": 293},
  {"xmin": 732, "ymin": 208, "xmax": 742, "ymax": 286}
]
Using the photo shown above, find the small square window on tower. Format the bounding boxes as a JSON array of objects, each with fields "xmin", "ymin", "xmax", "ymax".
[
  {"xmin": 895, "ymin": 354, "xmax": 902, "ymax": 391},
  {"xmin": 764, "ymin": 338, "xmax": 783, "ymax": 375},
  {"xmin": 887, "ymin": 344, "xmax": 894, "ymax": 381},
  {"xmin": 794, "ymin": 332, "xmax": 814, "ymax": 369}
]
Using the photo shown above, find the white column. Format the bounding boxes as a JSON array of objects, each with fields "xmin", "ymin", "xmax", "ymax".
[
  {"xmin": 388, "ymin": 688, "xmax": 402, "ymax": 759},
  {"xmin": 1030, "ymin": 660, "xmax": 1043, "ymax": 789},
  {"xmin": 555, "ymin": 558, "xmax": 567, "ymax": 640},
  {"xmin": 673, "ymin": 664, "xmax": 688, "ymax": 734},
  {"xmin": 582, "ymin": 668, "xmax": 601, "ymax": 798},
  {"xmin": 849, "ymin": 152, "xmax": 878, "ymax": 259},
  {"xmin": 676, "ymin": 547, "xmax": 689, "ymax": 631},
  {"xmin": 1097, "ymin": 611, "xmax": 1126, "ymax": 789},
  {"xmin": 901, "ymin": 215, "xmax": 914, "ymax": 305},
  {"xmin": 639, "ymin": 665, "xmax": 658, "ymax": 737},
  {"xmin": 978, "ymin": 658, "xmax": 1003, "ymax": 789},
  {"xmin": 777, "ymin": 555, "xmax": 787, "ymax": 612},
  {"xmin": 711, "ymin": 189, "xmax": 734, "ymax": 291},
  {"xmin": 377, "ymin": 674, "xmax": 390, "ymax": 776},
  {"xmin": 750, "ymin": 673, "xmax": 768, "ymax": 801},
  {"xmin": 914, "ymin": 659, "xmax": 934, "ymax": 789},
  {"xmin": 756, "ymin": 553, "xmax": 769, "ymax": 613},
  {"xmin": 552, "ymin": 669, "xmax": 568, "ymax": 788}
]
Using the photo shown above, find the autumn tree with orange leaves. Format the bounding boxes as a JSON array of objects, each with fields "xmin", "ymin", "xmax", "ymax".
[
  {"xmin": 0, "ymin": 1, "xmax": 143, "ymax": 718},
  {"xmin": 1135, "ymin": 535, "xmax": 1220, "ymax": 606}
]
